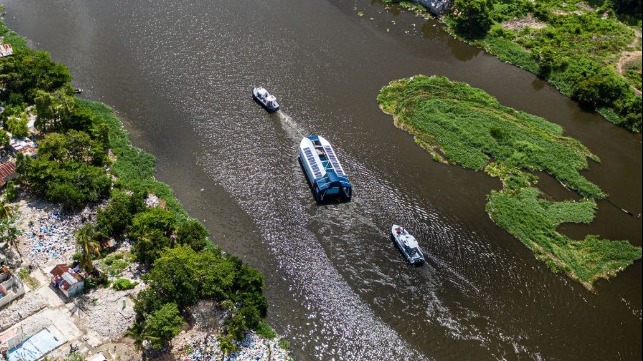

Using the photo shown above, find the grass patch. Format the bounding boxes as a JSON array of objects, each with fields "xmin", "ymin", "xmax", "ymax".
[
  {"xmin": 17, "ymin": 268, "xmax": 39, "ymax": 289},
  {"xmin": 255, "ymin": 320, "xmax": 277, "ymax": 339},
  {"xmin": 622, "ymin": 60, "xmax": 642, "ymax": 90},
  {"xmin": 378, "ymin": 75, "xmax": 603, "ymax": 197},
  {"xmin": 99, "ymin": 251, "xmax": 134, "ymax": 277},
  {"xmin": 111, "ymin": 277, "xmax": 138, "ymax": 291},
  {"xmin": 378, "ymin": 75, "xmax": 642, "ymax": 289},
  {"xmin": 0, "ymin": 18, "xmax": 28, "ymax": 50}
]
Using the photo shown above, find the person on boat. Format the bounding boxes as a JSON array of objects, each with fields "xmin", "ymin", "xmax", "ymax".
[{"xmin": 396, "ymin": 227, "xmax": 402, "ymax": 235}]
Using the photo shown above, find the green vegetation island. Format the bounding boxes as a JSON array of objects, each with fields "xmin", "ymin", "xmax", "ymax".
[
  {"xmin": 377, "ymin": 74, "xmax": 641, "ymax": 290},
  {"xmin": 383, "ymin": 0, "xmax": 642, "ymax": 132},
  {"xmin": 0, "ymin": 12, "xmax": 291, "ymax": 361}
]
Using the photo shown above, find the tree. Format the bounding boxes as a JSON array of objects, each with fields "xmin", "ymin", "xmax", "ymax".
[
  {"xmin": 96, "ymin": 191, "xmax": 145, "ymax": 239},
  {"xmin": 0, "ymin": 218, "xmax": 20, "ymax": 248},
  {"xmin": 571, "ymin": 63, "xmax": 628, "ymax": 107},
  {"xmin": 176, "ymin": 219, "xmax": 208, "ymax": 251},
  {"xmin": 143, "ymin": 302, "xmax": 185, "ymax": 350},
  {"xmin": 197, "ymin": 252, "xmax": 237, "ymax": 301},
  {"xmin": 129, "ymin": 207, "xmax": 177, "ymax": 265},
  {"xmin": 17, "ymin": 143, "xmax": 111, "ymax": 211},
  {"xmin": 134, "ymin": 288, "xmax": 165, "ymax": 316},
  {"xmin": 37, "ymin": 130, "xmax": 107, "ymax": 166},
  {"xmin": 452, "ymin": 0, "xmax": 495, "ymax": 39},
  {"xmin": 0, "ymin": 130, "xmax": 9, "ymax": 147},
  {"xmin": 147, "ymin": 245, "xmax": 199, "ymax": 310},
  {"xmin": 6, "ymin": 112, "xmax": 29, "ymax": 138},
  {"xmin": 0, "ymin": 50, "xmax": 72, "ymax": 106},
  {"xmin": 126, "ymin": 320, "xmax": 146, "ymax": 352},
  {"xmin": 129, "ymin": 207, "xmax": 176, "ymax": 240},
  {"xmin": 75, "ymin": 224, "xmax": 101, "ymax": 272},
  {"xmin": 34, "ymin": 89, "xmax": 75, "ymax": 133},
  {"xmin": 132, "ymin": 228, "xmax": 171, "ymax": 265},
  {"xmin": 0, "ymin": 201, "xmax": 15, "ymax": 220}
]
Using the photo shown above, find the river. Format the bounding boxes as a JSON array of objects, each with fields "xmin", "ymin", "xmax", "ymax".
[{"xmin": 4, "ymin": 0, "xmax": 641, "ymax": 360}]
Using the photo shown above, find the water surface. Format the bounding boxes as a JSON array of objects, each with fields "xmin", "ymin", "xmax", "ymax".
[{"xmin": 5, "ymin": 1, "xmax": 641, "ymax": 360}]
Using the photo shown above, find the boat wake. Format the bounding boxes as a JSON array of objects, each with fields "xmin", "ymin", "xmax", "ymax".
[
  {"xmin": 274, "ymin": 111, "xmax": 307, "ymax": 139},
  {"xmin": 126, "ymin": 19, "xmax": 554, "ymax": 358}
]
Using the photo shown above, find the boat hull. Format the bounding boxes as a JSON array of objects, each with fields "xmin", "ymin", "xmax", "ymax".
[
  {"xmin": 252, "ymin": 88, "xmax": 280, "ymax": 112},
  {"xmin": 391, "ymin": 225, "xmax": 425, "ymax": 265},
  {"xmin": 299, "ymin": 135, "xmax": 352, "ymax": 203}
]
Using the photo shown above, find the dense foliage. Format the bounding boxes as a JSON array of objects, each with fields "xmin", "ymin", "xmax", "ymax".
[
  {"xmin": 16, "ymin": 126, "xmax": 112, "ymax": 210},
  {"xmin": 378, "ymin": 75, "xmax": 642, "ymax": 288},
  {"xmin": 0, "ymin": 50, "xmax": 72, "ymax": 106},
  {"xmin": 452, "ymin": 0, "xmax": 495, "ymax": 38},
  {"xmin": 441, "ymin": 0, "xmax": 642, "ymax": 132},
  {"xmin": 133, "ymin": 246, "xmax": 268, "ymax": 349},
  {"xmin": 487, "ymin": 187, "xmax": 642, "ymax": 284}
]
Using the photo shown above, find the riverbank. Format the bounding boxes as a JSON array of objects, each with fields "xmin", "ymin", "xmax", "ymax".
[
  {"xmin": 382, "ymin": 0, "xmax": 642, "ymax": 132},
  {"xmin": 0, "ymin": 14, "xmax": 291, "ymax": 361},
  {"xmin": 377, "ymin": 75, "xmax": 641, "ymax": 290}
]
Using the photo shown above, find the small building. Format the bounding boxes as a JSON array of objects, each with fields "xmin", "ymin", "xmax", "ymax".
[
  {"xmin": 0, "ymin": 161, "xmax": 16, "ymax": 188},
  {"xmin": 0, "ymin": 267, "xmax": 25, "ymax": 309},
  {"xmin": 0, "ymin": 43, "xmax": 13, "ymax": 58},
  {"xmin": 49, "ymin": 264, "xmax": 84, "ymax": 297}
]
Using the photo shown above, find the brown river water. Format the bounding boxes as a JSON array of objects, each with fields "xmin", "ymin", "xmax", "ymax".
[{"xmin": 4, "ymin": 0, "xmax": 641, "ymax": 360}]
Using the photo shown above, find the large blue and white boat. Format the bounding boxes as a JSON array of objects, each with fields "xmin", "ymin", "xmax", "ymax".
[{"xmin": 299, "ymin": 135, "xmax": 352, "ymax": 202}]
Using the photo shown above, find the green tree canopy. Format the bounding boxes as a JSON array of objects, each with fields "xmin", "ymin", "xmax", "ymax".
[
  {"xmin": 5, "ymin": 112, "xmax": 29, "ymax": 138},
  {"xmin": 17, "ymin": 154, "xmax": 111, "ymax": 210},
  {"xmin": 0, "ymin": 130, "xmax": 9, "ymax": 147},
  {"xmin": 96, "ymin": 190, "xmax": 146, "ymax": 239},
  {"xmin": 176, "ymin": 219, "xmax": 209, "ymax": 251},
  {"xmin": 34, "ymin": 89, "xmax": 75, "ymax": 133},
  {"xmin": 452, "ymin": 0, "xmax": 495, "ymax": 39},
  {"xmin": 75, "ymin": 224, "xmax": 101, "ymax": 272},
  {"xmin": 143, "ymin": 302, "xmax": 185, "ymax": 350},
  {"xmin": 128, "ymin": 207, "xmax": 177, "ymax": 264},
  {"xmin": 0, "ymin": 49, "xmax": 72, "ymax": 106},
  {"xmin": 37, "ymin": 130, "xmax": 107, "ymax": 166},
  {"xmin": 147, "ymin": 245, "xmax": 199, "ymax": 310}
]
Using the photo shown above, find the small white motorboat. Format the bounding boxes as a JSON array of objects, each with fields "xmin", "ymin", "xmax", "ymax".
[
  {"xmin": 252, "ymin": 86, "xmax": 279, "ymax": 112},
  {"xmin": 391, "ymin": 225, "xmax": 425, "ymax": 265}
]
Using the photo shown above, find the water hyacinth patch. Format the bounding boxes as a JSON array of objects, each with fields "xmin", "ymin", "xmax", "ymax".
[{"xmin": 378, "ymin": 75, "xmax": 641, "ymax": 290}]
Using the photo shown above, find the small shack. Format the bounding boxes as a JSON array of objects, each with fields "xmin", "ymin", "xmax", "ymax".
[
  {"xmin": 0, "ymin": 43, "xmax": 13, "ymax": 58},
  {"xmin": 49, "ymin": 264, "xmax": 84, "ymax": 297},
  {"xmin": 0, "ymin": 267, "xmax": 25, "ymax": 309}
]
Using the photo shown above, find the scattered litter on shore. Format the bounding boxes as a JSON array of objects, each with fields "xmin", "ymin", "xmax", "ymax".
[
  {"xmin": 14, "ymin": 197, "xmax": 99, "ymax": 267},
  {"xmin": 176, "ymin": 331, "xmax": 291, "ymax": 361}
]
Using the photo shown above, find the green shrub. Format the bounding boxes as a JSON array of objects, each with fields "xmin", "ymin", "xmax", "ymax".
[{"xmin": 112, "ymin": 278, "xmax": 138, "ymax": 291}]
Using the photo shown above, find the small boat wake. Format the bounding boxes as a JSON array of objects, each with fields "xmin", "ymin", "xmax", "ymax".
[{"xmin": 274, "ymin": 111, "xmax": 307, "ymax": 140}]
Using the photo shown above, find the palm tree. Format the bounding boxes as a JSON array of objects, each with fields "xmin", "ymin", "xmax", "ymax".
[{"xmin": 75, "ymin": 224, "xmax": 101, "ymax": 273}]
